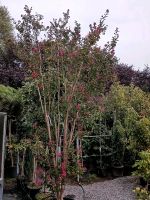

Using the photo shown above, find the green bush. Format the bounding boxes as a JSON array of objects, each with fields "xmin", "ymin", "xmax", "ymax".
[
  {"xmin": 133, "ymin": 187, "xmax": 150, "ymax": 200},
  {"xmin": 133, "ymin": 150, "xmax": 150, "ymax": 182},
  {"xmin": 0, "ymin": 84, "xmax": 21, "ymax": 115}
]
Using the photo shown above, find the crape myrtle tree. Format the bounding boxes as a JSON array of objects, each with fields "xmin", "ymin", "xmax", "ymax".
[
  {"xmin": 0, "ymin": 6, "xmax": 25, "ymax": 88},
  {"xmin": 15, "ymin": 5, "xmax": 119, "ymax": 200}
]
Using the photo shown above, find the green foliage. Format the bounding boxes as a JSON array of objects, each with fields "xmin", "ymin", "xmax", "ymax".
[
  {"xmin": 35, "ymin": 192, "xmax": 54, "ymax": 200},
  {"xmin": 111, "ymin": 120, "xmax": 125, "ymax": 165},
  {"xmin": 133, "ymin": 150, "xmax": 150, "ymax": 182},
  {"xmin": 105, "ymin": 83, "xmax": 150, "ymax": 152},
  {"xmin": 133, "ymin": 151, "xmax": 150, "ymax": 199},
  {"xmin": 18, "ymin": 82, "xmax": 44, "ymax": 137},
  {"xmin": 0, "ymin": 6, "xmax": 25, "ymax": 88},
  {"xmin": 0, "ymin": 84, "xmax": 21, "ymax": 115},
  {"xmin": 134, "ymin": 118, "xmax": 150, "ymax": 151},
  {"xmin": 133, "ymin": 187, "xmax": 150, "ymax": 200},
  {"xmin": 0, "ymin": 6, "xmax": 13, "ymax": 49}
]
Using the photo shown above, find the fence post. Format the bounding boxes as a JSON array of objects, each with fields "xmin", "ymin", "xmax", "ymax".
[{"xmin": 0, "ymin": 112, "xmax": 7, "ymax": 200}]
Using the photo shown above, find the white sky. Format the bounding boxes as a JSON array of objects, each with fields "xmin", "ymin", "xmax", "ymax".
[{"xmin": 1, "ymin": 0, "xmax": 150, "ymax": 70}]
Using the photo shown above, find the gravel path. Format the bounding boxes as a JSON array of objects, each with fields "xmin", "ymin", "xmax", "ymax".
[
  {"xmin": 3, "ymin": 193, "xmax": 19, "ymax": 200},
  {"xmin": 64, "ymin": 176, "xmax": 138, "ymax": 200},
  {"xmin": 3, "ymin": 176, "xmax": 138, "ymax": 200}
]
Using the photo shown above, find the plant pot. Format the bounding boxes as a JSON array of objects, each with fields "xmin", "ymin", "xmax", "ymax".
[
  {"xmin": 112, "ymin": 165, "xmax": 124, "ymax": 177},
  {"xmin": 4, "ymin": 178, "xmax": 17, "ymax": 193},
  {"xmin": 17, "ymin": 176, "xmax": 28, "ymax": 192},
  {"xmin": 35, "ymin": 192, "xmax": 56, "ymax": 200},
  {"xmin": 27, "ymin": 185, "xmax": 42, "ymax": 200},
  {"xmin": 63, "ymin": 194, "xmax": 76, "ymax": 200},
  {"xmin": 100, "ymin": 168, "xmax": 112, "ymax": 177},
  {"xmin": 123, "ymin": 166, "xmax": 133, "ymax": 176},
  {"xmin": 140, "ymin": 177, "xmax": 147, "ymax": 187},
  {"xmin": 7, "ymin": 166, "xmax": 18, "ymax": 178}
]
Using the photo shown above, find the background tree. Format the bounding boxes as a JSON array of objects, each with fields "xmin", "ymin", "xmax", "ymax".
[
  {"xmin": 116, "ymin": 63, "xmax": 136, "ymax": 86},
  {"xmin": 116, "ymin": 63, "xmax": 150, "ymax": 93},
  {"xmin": 105, "ymin": 83, "xmax": 150, "ymax": 155},
  {"xmin": 0, "ymin": 6, "xmax": 25, "ymax": 88}
]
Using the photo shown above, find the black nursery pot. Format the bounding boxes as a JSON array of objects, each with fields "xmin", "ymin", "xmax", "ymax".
[
  {"xmin": 7, "ymin": 166, "xmax": 18, "ymax": 178},
  {"xmin": 140, "ymin": 177, "xmax": 147, "ymax": 187},
  {"xmin": 27, "ymin": 186, "xmax": 41, "ymax": 200},
  {"xmin": 63, "ymin": 194, "xmax": 76, "ymax": 200},
  {"xmin": 100, "ymin": 167, "xmax": 112, "ymax": 177},
  {"xmin": 123, "ymin": 166, "xmax": 133, "ymax": 176},
  {"xmin": 17, "ymin": 176, "xmax": 27, "ymax": 192},
  {"xmin": 112, "ymin": 165, "xmax": 124, "ymax": 177}
]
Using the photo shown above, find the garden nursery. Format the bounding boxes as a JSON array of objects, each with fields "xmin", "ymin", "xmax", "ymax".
[{"xmin": 1, "ymin": 4, "xmax": 150, "ymax": 200}]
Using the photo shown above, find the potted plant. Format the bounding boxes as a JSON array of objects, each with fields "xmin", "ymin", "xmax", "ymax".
[
  {"xmin": 35, "ymin": 191, "xmax": 56, "ymax": 200},
  {"xmin": 6, "ymin": 119, "xmax": 18, "ymax": 178},
  {"xmin": 15, "ymin": 139, "xmax": 31, "ymax": 191},
  {"xmin": 63, "ymin": 195, "xmax": 76, "ymax": 200},
  {"xmin": 27, "ymin": 137, "xmax": 44, "ymax": 199},
  {"xmin": 111, "ymin": 119, "xmax": 125, "ymax": 177},
  {"xmin": 133, "ymin": 149, "xmax": 150, "ymax": 190},
  {"xmin": 133, "ymin": 187, "xmax": 150, "ymax": 200},
  {"xmin": 27, "ymin": 181, "xmax": 42, "ymax": 200}
]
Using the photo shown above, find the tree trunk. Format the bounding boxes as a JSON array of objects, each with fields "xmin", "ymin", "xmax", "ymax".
[{"xmin": 56, "ymin": 187, "xmax": 64, "ymax": 200}]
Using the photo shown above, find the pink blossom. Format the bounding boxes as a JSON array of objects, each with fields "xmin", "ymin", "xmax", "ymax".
[
  {"xmin": 34, "ymin": 178, "xmax": 43, "ymax": 186},
  {"xmin": 58, "ymin": 49, "xmax": 65, "ymax": 57},
  {"xmin": 31, "ymin": 47, "xmax": 36, "ymax": 52},
  {"xmin": 56, "ymin": 152, "xmax": 62, "ymax": 157}
]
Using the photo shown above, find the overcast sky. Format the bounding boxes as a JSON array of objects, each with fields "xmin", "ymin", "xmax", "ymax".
[{"xmin": 1, "ymin": 0, "xmax": 150, "ymax": 70}]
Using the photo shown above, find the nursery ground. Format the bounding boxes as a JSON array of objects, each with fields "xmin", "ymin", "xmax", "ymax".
[{"xmin": 3, "ymin": 176, "xmax": 138, "ymax": 200}]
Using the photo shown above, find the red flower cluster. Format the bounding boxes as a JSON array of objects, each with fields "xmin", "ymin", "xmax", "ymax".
[
  {"xmin": 34, "ymin": 167, "xmax": 44, "ymax": 186},
  {"xmin": 32, "ymin": 71, "xmax": 39, "ymax": 79},
  {"xmin": 58, "ymin": 49, "xmax": 65, "ymax": 57},
  {"xmin": 32, "ymin": 47, "xmax": 39, "ymax": 53}
]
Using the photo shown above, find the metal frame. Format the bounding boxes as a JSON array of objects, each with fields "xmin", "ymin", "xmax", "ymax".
[
  {"xmin": 81, "ymin": 117, "xmax": 113, "ymax": 174},
  {"xmin": 0, "ymin": 112, "xmax": 7, "ymax": 200}
]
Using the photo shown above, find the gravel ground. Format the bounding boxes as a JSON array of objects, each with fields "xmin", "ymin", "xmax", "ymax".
[
  {"xmin": 64, "ymin": 176, "xmax": 138, "ymax": 200},
  {"xmin": 3, "ymin": 193, "xmax": 19, "ymax": 200},
  {"xmin": 3, "ymin": 176, "xmax": 138, "ymax": 200}
]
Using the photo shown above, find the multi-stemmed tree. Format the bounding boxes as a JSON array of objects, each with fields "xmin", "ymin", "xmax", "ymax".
[{"xmin": 16, "ymin": 6, "xmax": 118, "ymax": 200}]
